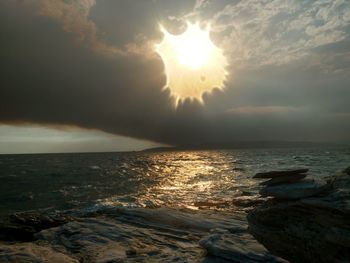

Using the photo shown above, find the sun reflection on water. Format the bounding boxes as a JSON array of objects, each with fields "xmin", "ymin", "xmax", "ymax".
[{"xmin": 135, "ymin": 151, "xmax": 255, "ymax": 210}]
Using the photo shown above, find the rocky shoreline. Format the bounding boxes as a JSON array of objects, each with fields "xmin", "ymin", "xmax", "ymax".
[
  {"xmin": 0, "ymin": 206, "xmax": 286, "ymax": 262},
  {"xmin": 0, "ymin": 166, "xmax": 349, "ymax": 262}
]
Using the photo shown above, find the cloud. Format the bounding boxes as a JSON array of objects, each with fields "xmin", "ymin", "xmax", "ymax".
[
  {"xmin": 0, "ymin": 1, "xmax": 169, "ymax": 139},
  {"xmin": 0, "ymin": 0, "xmax": 350, "ymax": 146},
  {"xmin": 35, "ymin": 0, "xmax": 128, "ymax": 55},
  {"xmin": 185, "ymin": 0, "xmax": 350, "ymax": 70}
]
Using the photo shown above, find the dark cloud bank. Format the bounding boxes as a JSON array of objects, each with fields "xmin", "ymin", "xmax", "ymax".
[{"xmin": 1, "ymin": 0, "xmax": 350, "ymax": 146}]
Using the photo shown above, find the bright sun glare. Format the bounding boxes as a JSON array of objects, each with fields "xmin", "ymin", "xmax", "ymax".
[{"xmin": 156, "ymin": 22, "xmax": 228, "ymax": 106}]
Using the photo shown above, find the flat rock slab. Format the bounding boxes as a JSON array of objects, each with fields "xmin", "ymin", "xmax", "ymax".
[
  {"xmin": 259, "ymin": 179, "xmax": 328, "ymax": 200},
  {"xmin": 254, "ymin": 168, "xmax": 308, "ymax": 179},
  {"xmin": 0, "ymin": 243, "xmax": 78, "ymax": 263},
  {"xmin": 0, "ymin": 207, "xmax": 285, "ymax": 262},
  {"xmin": 260, "ymin": 173, "xmax": 307, "ymax": 186},
  {"xmin": 33, "ymin": 208, "xmax": 252, "ymax": 262}
]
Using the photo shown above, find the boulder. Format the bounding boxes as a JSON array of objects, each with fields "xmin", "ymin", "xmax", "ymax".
[
  {"xmin": 248, "ymin": 167, "xmax": 350, "ymax": 263},
  {"xmin": 259, "ymin": 179, "xmax": 329, "ymax": 200},
  {"xmin": 253, "ymin": 168, "xmax": 308, "ymax": 179}
]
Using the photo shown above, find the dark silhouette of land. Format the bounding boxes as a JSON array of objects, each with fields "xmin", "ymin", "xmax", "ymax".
[{"xmin": 142, "ymin": 141, "xmax": 345, "ymax": 152}]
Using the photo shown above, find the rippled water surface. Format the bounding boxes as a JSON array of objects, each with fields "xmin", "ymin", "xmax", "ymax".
[{"xmin": 0, "ymin": 148, "xmax": 349, "ymax": 217}]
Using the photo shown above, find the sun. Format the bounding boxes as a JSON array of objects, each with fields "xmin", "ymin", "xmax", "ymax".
[{"xmin": 155, "ymin": 22, "xmax": 228, "ymax": 106}]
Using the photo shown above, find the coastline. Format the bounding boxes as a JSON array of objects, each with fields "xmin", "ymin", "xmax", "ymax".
[{"xmin": 0, "ymin": 149, "xmax": 349, "ymax": 262}]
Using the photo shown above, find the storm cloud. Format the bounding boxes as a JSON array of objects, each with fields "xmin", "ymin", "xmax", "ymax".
[{"xmin": 1, "ymin": 0, "xmax": 350, "ymax": 146}]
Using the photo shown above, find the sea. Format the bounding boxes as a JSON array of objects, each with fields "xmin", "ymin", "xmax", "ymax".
[{"xmin": 1, "ymin": 147, "xmax": 349, "ymax": 219}]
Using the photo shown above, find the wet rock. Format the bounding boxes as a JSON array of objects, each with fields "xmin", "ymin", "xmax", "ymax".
[
  {"xmin": 0, "ymin": 211, "xmax": 75, "ymax": 242},
  {"xmin": 260, "ymin": 173, "xmax": 307, "ymax": 186},
  {"xmin": 0, "ymin": 207, "xmax": 282, "ymax": 262},
  {"xmin": 9, "ymin": 211, "xmax": 74, "ymax": 231},
  {"xmin": 253, "ymin": 168, "xmax": 308, "ymax": 179},
  {"xmin": 36, "ymin": 219, "xmax": 159, "ymax": 262},
  {"xmin": 248, "ymin": 167, "xmax": 350, "ymax": 263},
  {"xmin": 259, "ymin": 179, "xmax": 329, "ymax": 200},
  {"xmin": 34, "ymin": 208, "xmax": 252, "ymax": 262},
  {"xmin": 0, "ymin": 243, "xmax": 78, "ymax": 263},
  {"xmin": 9, "ymin": 211, "xmax": 74, "ymax": 233},
  {"xmin": 199, "ymin": 231, "xmax": 287, "ymax": 262}
]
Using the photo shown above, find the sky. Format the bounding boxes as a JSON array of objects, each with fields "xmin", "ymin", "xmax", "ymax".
[{"xmin": 1, "ymin": 0, "xmax": 350, "ymax": 153}]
